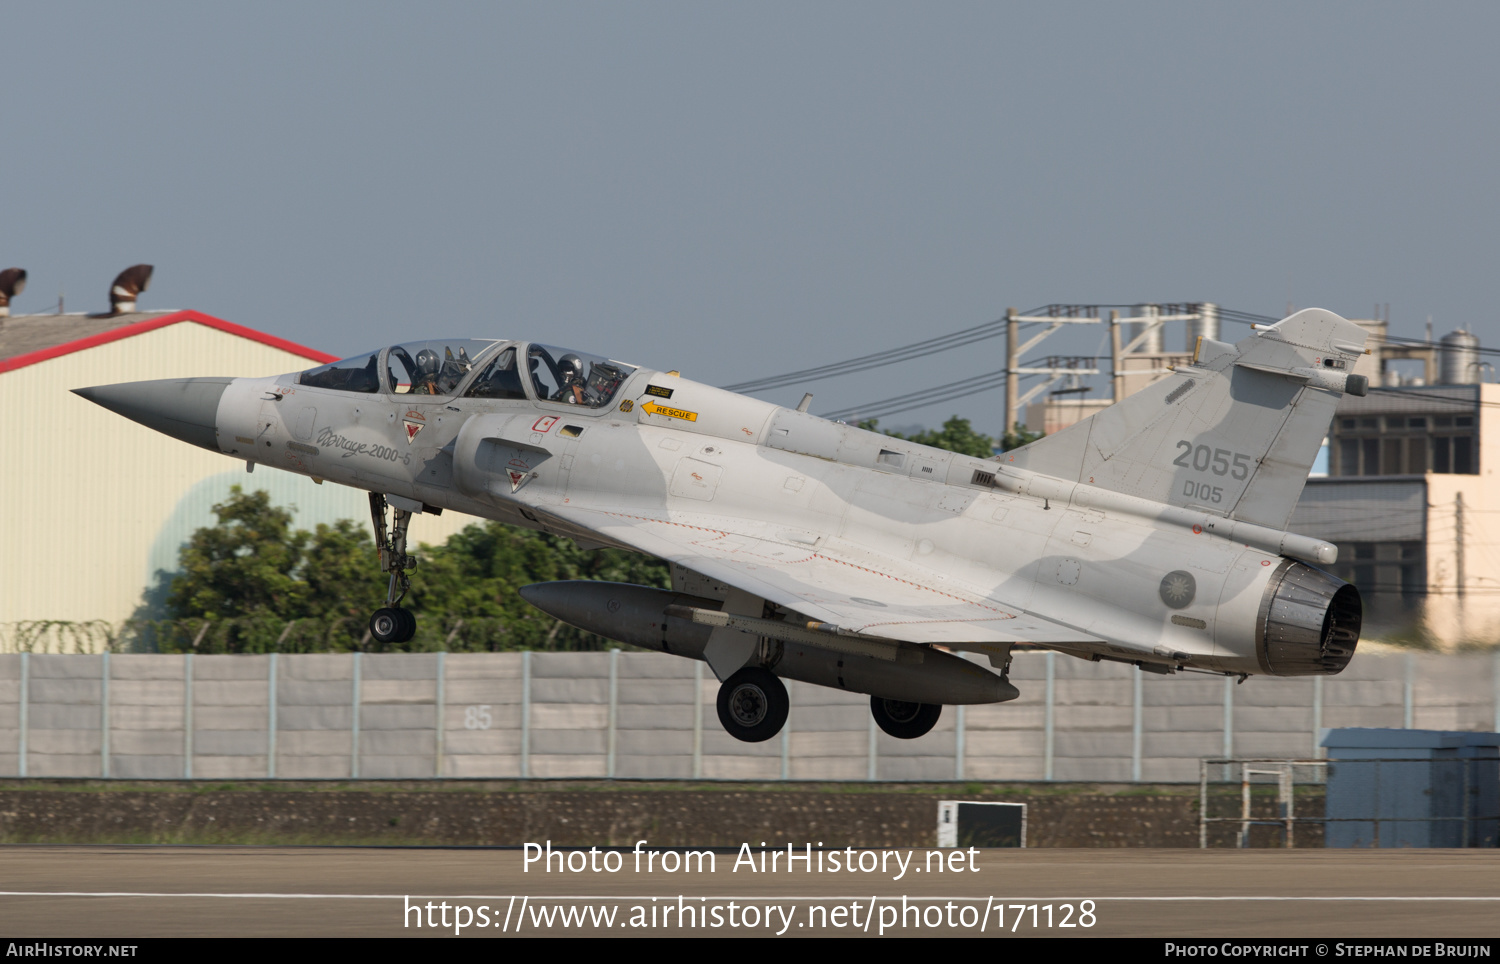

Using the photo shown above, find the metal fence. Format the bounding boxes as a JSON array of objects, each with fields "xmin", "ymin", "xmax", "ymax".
[
  {"xmin": 1198, "ymin": 757, "xmax": 1500, "ymax": 848},
  {"xmin": 0, "ymin": 649, "xmax": 1497, "ymax": 782}
]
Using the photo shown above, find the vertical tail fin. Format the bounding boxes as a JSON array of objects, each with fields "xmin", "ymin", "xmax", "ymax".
[{"xmin": 1002, "ymin": 308, "xmax": 1369, "ymax": 530}]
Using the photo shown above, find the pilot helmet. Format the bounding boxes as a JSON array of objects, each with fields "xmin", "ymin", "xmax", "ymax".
[
  {"xmin": 559, "ymin": 354, "xmax": 585, "ymax": 383},
  {"xmin": 415, "ymin": 349, "xmax": 441, "ymax": 377}
]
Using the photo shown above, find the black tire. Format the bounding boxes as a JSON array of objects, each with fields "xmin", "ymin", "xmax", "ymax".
[
  {"xmin": 370, "ymin": 608, "xmax": 406, "ymax": 644},
  {"xmin": 870, "ymin": 697, "xmax": 941, "ymax": 739},
  {"xmin": 716, "ymin": 667, "xmax": 789, "ymax": 743},
  {"xmin": 396, "ymin": 607, "xmax": 417, "ymax": 642}
]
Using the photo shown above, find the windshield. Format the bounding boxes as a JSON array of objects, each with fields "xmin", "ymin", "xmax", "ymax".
[
  {"xmin": 526, "ymin": 343, "xmax": 636, "ymax": 409},
  {"xmin": 298, "ymin": 349, "xmax": 383, "ymax": 393},
  {"xmin": 385, "ymin": 339, "xmax": 495, "ymax": 396}
]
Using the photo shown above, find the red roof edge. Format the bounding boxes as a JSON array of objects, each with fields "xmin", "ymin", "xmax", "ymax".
[{"xmin": 0, "ymin": 309, "xmax": 339, "ymax": 375}]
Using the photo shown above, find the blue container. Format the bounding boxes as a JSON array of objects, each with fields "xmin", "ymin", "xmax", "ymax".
[{"xmin": 1322, "ymin": 728, "xmax": 1500, "ymax": 848}]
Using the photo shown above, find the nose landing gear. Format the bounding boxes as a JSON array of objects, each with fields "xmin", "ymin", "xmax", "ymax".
[{"xmin": 368, "ymin": 493, "xmax": 418, "ymax": 644}]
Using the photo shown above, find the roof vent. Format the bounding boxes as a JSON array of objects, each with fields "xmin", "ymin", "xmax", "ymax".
[
  {"xmin": 109, "ymin": 264, "xmax": 153, "ymax": 314},
  {"xmin": 0, "ymin": 267, "xmax": 26, "ymax": 318}
]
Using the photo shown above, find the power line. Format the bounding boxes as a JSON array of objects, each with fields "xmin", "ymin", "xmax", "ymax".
[
  {"xmin": 819, "ymin": 369, "xmax": 1011, "ymax": 422},
  {"xmin": 723, "ymin": 308, "xmax": 1044, "ymax": 393}
]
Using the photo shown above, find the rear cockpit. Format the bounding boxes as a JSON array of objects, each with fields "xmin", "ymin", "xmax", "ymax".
[{"xmin": 522, "ymin": 343, "xmax": 636, "ymax": 408}]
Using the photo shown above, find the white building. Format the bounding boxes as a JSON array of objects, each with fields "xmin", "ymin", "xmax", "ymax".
[{"xmin": 0, "ymin": 308, "xmax": 475, "ymax": 646}]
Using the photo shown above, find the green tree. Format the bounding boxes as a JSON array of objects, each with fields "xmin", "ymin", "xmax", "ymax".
[
  {"xmin": 167, "ymin": 487, "xmax": 309, "ymax": 620},
  {"xmin": 1000, "ymin": 422, "xmax": 1045, "ymax": 452},
  {"xmin": 302, "ymin": 519, "xmax": 388, "ymax": 622},
  {"xmin": 858, "ymin": 415, "xmax": 999, "ymax": 458},
  {"xmin": 858, "ymin": 415, "xmax": 1044, "ymax": 455},
  {"xmin": 162, "ymin": 487, "xmax": 671, "ymax": 653}
]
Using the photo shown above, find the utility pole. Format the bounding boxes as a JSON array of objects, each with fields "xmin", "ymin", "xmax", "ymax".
[
  {"xmin": 1110, "ymin": 309, "xmax": 1123, "ymax": 402},
  {"xmin": 1005, "ymin": 307, "xmax": 1019, "ymax": 435},
  {"xmin": 1002, "ymin": 306, "xmax": 1103, "ymax": 436},
  {"xmin": 1456, "ymin": 492, "xmax": 1466, "ymax": 599}
]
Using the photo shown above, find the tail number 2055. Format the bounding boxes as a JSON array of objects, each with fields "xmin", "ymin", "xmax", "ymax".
[{"xmin": 1174, "ymin": 441, "xmax": 1252, "ymax": 504}]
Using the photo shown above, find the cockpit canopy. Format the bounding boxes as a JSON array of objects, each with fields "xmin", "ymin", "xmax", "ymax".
[
  {"xmin": 516, "ymin": 343, "xmax": 636, "ymax": 408},
  {"xmin": 298, "ymin": 339, "xmax": 635, "ymax": 408},
  {"xmin": 298, "ymin": 340, "xmax": 495, "ymax": 395},
  {"xmin": 386, "ymin": 339, "xmax": 493, "ymax": 395}
]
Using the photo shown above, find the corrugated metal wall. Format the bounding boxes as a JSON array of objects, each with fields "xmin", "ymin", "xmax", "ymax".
[
  {"xmin": 0, "ymin": 650, "xmax": 1493, "ymax": 783},
  {"xmin": 1291, "ymin": 479, "xmax": 1427, "ymax": 543},
  {"xmin": 0, "ymin": 322, "xmax": 475, "ymax": 632}
]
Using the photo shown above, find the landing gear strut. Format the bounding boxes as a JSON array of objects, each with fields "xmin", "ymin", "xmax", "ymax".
[
  {"xmin": 716, "ymin": 667, "xmax": 789, "ymax": 743},
  {"xmin": 368, "ymin": 493, "xmax": 417, "ymax": 644},
  {"xmin": 870, "ymin": 697, "xmax": 941, "ymax": 739}
]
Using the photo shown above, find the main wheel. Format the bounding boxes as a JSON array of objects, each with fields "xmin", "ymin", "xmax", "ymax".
[
  {"xmin": 716, "ymin": 667, "xmax": 789, "ymax": 743},
  {"xmin": 870, "ymin": 697, "xmax": 941, "ymax": 739},
  {"xmin": 370, "ymin": 607, "xmax": 414, "ymax": 644}
]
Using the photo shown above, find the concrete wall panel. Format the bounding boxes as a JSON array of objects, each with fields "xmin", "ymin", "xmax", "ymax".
[
  {"xmin": 0, "ymin": 651, "xmax": 1487, "ymax": 782},
  {"xmin": 194, "ymin": 730, "xmax": 268, "ymax": 756},
  {"xmin": 789, "ymin": 757, "xmax": 866, "ymax": 780},
  {"xmin": 110, "ymin": 756, "xmax": 183, "ymax": 779},
  {"xmin": 360, "ymin": 705, "xmax": 437, "ymax": 731},
  {"xmin": 277, "ymin": 706, "xmax": 353, "ymax": 731},
  {"xmin": 192, "ymin": 755, "xmax": 267, "ymax": 779},
  {"xmin": 531, "ymin": 704, "xmax": 606, "ymax": 730},
  {"xmin": 276, "ymin": 730, "xmax": 352, "ymax": 755},
  {"xmin": 110, "ymin": 704, "xmax": 186, "ymax": 730},
  {"xmin": 359, "ymin": 730, "xmax": 435, "ymax": 757},
  {"xmin": 194, "ymin": 655, "xmax": 271, "ymax": 680},
  {"xmin": 112, "ymin": 730, "xmax": 185, "ymax": 755},
  {"xmin": 616, "ymin": 705, "xmax": 694, "ymax": 730},
  {"xmin": 444, "ymin": 755, "xmax": 521, "ymax": 778},
  {"xmin": 701, "ymin": 756, "xmax": 781, "ymax": 780},
  {"xmin": 193, "ymin": 681, "xmax": 269, "ymax": 706},
  {"xmin": 110, "ymin": 680, "xmax": 185, "ymax": 705},
  {"xmin": 360, "ymin": 680, "xmax": 436, "ymax": 704},
  {"xmin": 276, "ymin": 756, "xmax": 353, "ymax": 779},
  {"xmin": 443, "ymin": 729, "xmax": 523, "ymax": 756},
  {"xmin": 444, "ymin": 679, "xmax": 522, "ymax": 704},
  {"xmin": 194, "ymin": 706, "xmax": 271, "ymax": 731},
  {"xmin": 531, "ymin": 755, "xmax": 608, "ymax": 779}
]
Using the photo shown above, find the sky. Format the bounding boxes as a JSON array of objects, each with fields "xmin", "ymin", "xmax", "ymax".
[{"xmin": 7, "ymin": 2, "xmax": 1500, "ymax": 434}]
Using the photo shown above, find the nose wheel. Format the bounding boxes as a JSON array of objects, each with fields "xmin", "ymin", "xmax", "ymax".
[
  {"xmin": 368, "ymin": 493, "xmax": 418, "ymax": 644},
  {"xmin": 716, "ymin": 667, "xmax": 789, "ymax": 743},
  {"xmin": 370, "ymin": 606, "xmax": 416, "ymax": 645}
]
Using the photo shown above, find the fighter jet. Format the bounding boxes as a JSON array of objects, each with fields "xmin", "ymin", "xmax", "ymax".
[{"xmin": 75, "ymin": 309, "xmax": 1369, "ymax": 743}]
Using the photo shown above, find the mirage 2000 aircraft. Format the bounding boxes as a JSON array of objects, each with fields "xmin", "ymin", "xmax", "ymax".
[{"xmin": 76, "ymin": 309, "xmax": 1368, "ymax": 743}]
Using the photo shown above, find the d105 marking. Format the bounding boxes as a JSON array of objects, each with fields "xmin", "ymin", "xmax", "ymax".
[
  {"xmin": 1173, "ymin": 441, "xmax": 1251, "ymax": 480},
  {"xmin": 1184, "ymin": 481, "xmax": 1224, "ymax": 503}
]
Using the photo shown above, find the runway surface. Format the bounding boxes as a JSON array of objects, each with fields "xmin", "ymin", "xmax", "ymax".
[{"xmin": 1, "ymin": 846, "xmax": 1497, "ymax": 938}]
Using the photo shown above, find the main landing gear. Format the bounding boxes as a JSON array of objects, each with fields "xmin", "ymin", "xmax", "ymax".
[
  {"xmin": 368, "ymin": 493, "xmax": 418, "ymax": 644},
  {"xmin": 711, "ymin": 668, "xmax": 946, "ymax": 743},
  {"xmin": 870, "ymin": 697, "xmax": 942, "ymax": 739},
  {"xmin": 716, "ymin": 667, "xmax": 789, "ymax": 743}
]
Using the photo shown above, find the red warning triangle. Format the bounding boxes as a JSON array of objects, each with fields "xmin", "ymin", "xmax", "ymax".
[{"xmin": 404, "ymin": 420, "xmax": 423, "ymax": 444}]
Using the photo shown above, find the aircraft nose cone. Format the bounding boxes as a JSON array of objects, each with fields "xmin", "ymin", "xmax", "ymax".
[{"xmin": 72, "ymin": 377, "xmax": 232, "ymax": 453}]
